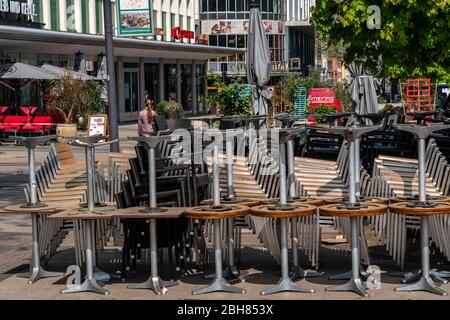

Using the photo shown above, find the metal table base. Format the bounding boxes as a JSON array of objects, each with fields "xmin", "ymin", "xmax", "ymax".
[
  {"xmin": 326, "ymin": 217, "xmax": 369, "ymax": 298},
  {"xmin": 262, "ymin": 218, "xmax": 314, "ymax": 296},
  {"xmin": 193, "ymin": 220, "xmax": 246, "ymax": 295},
  {"xmin": 128, "ymin": 219, "xmax": 178, "ymax": 295},
  {"xmin": 61, "ymin": 220, "xmax": 109, "ymax": 295},
  {"xmin": 394, "ymin": 216, "xmax": 447, "ymax": 296}
]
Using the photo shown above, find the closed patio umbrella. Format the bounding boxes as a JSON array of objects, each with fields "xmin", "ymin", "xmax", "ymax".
[
  {"xmin": 247, "ymin": 2, "xmax": 272, "ymax": 116},
  {"xmin": 348, "ymin": 63, "xmax": 379, "ymax": 118}
]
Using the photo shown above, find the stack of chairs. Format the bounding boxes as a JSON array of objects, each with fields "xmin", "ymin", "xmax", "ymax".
[
  {"xmin": 24, "ymin": 142, "xmax": 135, "ymax": 267},
  {"xmin": 294, "ymin": 142, "xmax": 376, "ymax": 266},
  {"xmin": 369, "ymin": 138, "xmax": 450, "ymax": 269},
  {"xmin": 115, "ymin": 131, "xmax": 212, "ymax": 278}
]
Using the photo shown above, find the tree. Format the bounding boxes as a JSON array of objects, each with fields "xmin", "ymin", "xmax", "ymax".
[{"xmin": 311, "ymin": 0, "xmax": 450, "ymax": 82}]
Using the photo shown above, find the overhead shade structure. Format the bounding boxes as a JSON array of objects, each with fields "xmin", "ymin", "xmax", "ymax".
[
  {"xmin": 348, "ymin": 63, "xmax": 379, "ymax": 118},
  {"xmin": 0, "ymin": 62, "xmax": 56, "ymax": 80},
  {"xmin": 41, "ymin": 64, "xmax": 96, "ymax": 80},
  {"xmin": 246, "ymin": 1, "xmax": 272, "ymax": 116}
]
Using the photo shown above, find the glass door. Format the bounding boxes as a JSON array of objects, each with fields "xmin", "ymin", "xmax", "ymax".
[{"xmin": 124, "ymin": 68, "xmax": 140, "ymax": 114}]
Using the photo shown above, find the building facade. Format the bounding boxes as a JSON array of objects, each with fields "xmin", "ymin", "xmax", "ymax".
[
  {"xmin": 285, "ymin": 0, "xmax": 315, "ymax": 74},
  {"xmin": 200, "ymin": 0, "xmax": 288, "ymax": 78},
  {"xmin": 1, "ymin": 0, "xmax": 241, "ymax": 121}
]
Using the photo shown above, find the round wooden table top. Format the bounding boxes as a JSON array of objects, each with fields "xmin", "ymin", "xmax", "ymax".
[
  {"xmin": 250, "ymin": 204, "xmax": 316, "ymax": 219},
  {"xmin": 390, "ymin": 196, "xmax": 450, "ymax": 204},
  {"xmin": 200, "ymin": 198, "xmax": 262, "ymax": 208},
  {"xmin": 319, "ymin": 203, "xmax": 388, "ymax": 217},
  {"xmin": 389, "ymin": 202, "xmax": 450, "ymax": 216},
  {"xmin": 262, "ymin": 197, "xmax": 324, "ymax": 207},
  {"xmin": 321, "ymin": 197, "xmax": 389, "ymax": 205},
  {"xmin": 184, "ymin": 205, "xmax": 250, "ymax": 220},
  {"xmin": 1, "ymin": 203, "xmax": 64, "ymax": 214}
]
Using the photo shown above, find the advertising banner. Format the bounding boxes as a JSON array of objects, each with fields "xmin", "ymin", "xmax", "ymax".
[
  {"xmin": 201, "ymin": 20, "xmax": 285, "ymax": 35},
  {"xmin": 117, "ymin": 0, "xmax": 153, "ymax": 36}
]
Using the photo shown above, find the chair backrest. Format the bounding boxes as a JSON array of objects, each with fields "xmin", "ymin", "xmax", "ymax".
[
  {"xmin": 54, "ymin": 143, "xmax": 77, "ymax": 166},
  {"xmin": 166, "ymin": 119, "xmax": 192, "ymax": 131},
  {"xmin": 218, "ymin": 118, "xmax": 242, "ymax": 130}
]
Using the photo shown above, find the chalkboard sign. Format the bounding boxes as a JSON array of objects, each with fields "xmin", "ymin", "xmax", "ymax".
[{"xmin": 88, "ymin": 114, "xmax": 108, "ymax": 137}]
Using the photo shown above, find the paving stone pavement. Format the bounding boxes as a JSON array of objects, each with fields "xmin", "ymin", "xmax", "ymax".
[{"xmin": 0, "ymin": 127, "xmax": 450, "ymax": 300}]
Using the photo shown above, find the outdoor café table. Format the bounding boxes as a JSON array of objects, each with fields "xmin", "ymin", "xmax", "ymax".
[
  {"xmin": 48, "ymin": 207, "xmax": 116, "ymax": 295},
  {"xmin": 1, "ymin": 204, "xmax": 65, "ymax": 283},
  {"xmin": 201, "ymin": 198, "xmax": 261, "ymax": 208},
  {"xmin": 323, "ymin": 197, "xmax": 390, "ymax": 205},
  {"xmin": 184, "ymin": 205, "xmax": 249, "ymax": 295},
  {"xmin": 319, "ymin": 203, "xmax": 388, "ymax": 297},
  {"xmin": 307, "ymin": 112, "xmax": 353, "ymax": 127},
  {"xmin": 250, "ymin": 204, "xmax": 317, "ymax": 295},
  {"xmin": 113, "ymin": 206, "xmax": 187, "ymax": 295},
  {"xmin": 389, "ymin": 202, "xmax": 450, "ymax": 296},
  {"xmin": 262, "ymin": 197, "xmax": 324, "ymax": 207},
  {"xmin": 391, "ymin": 195, "xmax": 450, "ymax": 204}
]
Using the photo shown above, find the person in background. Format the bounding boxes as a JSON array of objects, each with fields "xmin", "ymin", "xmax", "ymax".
[
  {"xmin": 138, "ymin": 99, "xmax": 157, "ymax": 136},
  {"xmin": 162, "ymin": 92, "xmax": 185, "ymax": 120}
]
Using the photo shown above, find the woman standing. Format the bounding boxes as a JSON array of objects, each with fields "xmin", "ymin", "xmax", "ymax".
[{"xmin": 138, "ymin": 99, "xmax": 157, "ymax": 136}]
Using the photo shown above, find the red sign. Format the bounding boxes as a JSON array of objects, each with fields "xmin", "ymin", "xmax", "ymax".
[
  {"xmin": 308, "ymin": 88, "xmax": 342, "ymax": 112},
  {"xmin": 172, "ymin": 27, "xmax": 194, "ymax": 40}
]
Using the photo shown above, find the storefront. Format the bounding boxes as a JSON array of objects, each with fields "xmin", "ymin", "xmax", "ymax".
[{"xmin": 0, "ymin": 25, "xmax": 243, "ymax": 121}]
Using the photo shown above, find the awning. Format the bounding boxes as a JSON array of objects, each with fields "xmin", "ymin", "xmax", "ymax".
[{"xmin": 0, "ymin": 25, "xmax": 244, "ymax": 60}]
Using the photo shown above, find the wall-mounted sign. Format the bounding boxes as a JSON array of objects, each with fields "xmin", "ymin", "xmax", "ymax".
[
  {"xmin": 172, "ymin": 27, "xmax": 194, "ymax": 40},
  {"xmin": 0, "ymin": 0, "xmax": 36, "ymax": 16},
  {"xmin": 196, "ymin": 34, "xmax": 209, "ymax": 45},
  {"xmin": 201, "ymin": 20, "xmax": 285, "ymax": 35},
  {"xmin": 117, "ymin": 0, "xmax": 153, "ymax": 37}
]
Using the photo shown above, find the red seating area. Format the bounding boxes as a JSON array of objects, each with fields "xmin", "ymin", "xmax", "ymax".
[{"xmin": 0, "ymin": 106, "xmax": 59, "ymax": 138}]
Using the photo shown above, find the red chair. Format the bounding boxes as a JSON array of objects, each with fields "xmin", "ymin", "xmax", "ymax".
[{"xmin": 3, "ymin": 115, "xmax": 27, "ymax": 131}]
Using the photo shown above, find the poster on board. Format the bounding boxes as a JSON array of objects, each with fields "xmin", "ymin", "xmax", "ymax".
[
  {"xmin": 88, "ymin": 114, "xmax": 108, "ymax": 137},
  {"xmin": 117, "ymin": 0, "xmax": 154, "ymax": 36}
]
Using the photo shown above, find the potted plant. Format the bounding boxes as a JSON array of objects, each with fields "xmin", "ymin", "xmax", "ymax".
[{"xmin": 44, "ymin": 73, "xmax": 102, "ymax": 141}]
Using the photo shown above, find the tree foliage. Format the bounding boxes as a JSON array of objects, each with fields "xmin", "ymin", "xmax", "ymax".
[{"xmin": 311, "ymin": 0, "xmax": 450, "ymax": 82}]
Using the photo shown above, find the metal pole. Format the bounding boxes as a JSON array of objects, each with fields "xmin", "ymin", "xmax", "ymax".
[
  {"xmin": 287, "ymin": 140, "xmax": 296, "ymax": 198},
  {"xmin": 150, "ymin": 219, "xmax": 158, "ymax": 278},
  {"xmin": 213, "ymin": 144, "xmax": 220, "ymax": 206},
  {"xmin": 355, "ymin": 138, "xmax": 361, "ymax": 199},
  {"xmin": 348, "ymin": 140, "xmax": 356, "ymax": 204},
  {"xmin": 421, "ymin": 216, "xmax": 430, "ymax": 277},
  {"xmin": 351, "ymin": 217, "xmax": 360, "ymax": 280},
  {"xmin": 31, "ymin": 214, "xmax": 40, "ymax": 269},
  {"xmin": 279, "ymin": 144, "xmax": 288, "ymax": 205},
  {"xmin": 191, "ymin": 61, "xmax": 197, "ymax": 115},
  {"xmin": 281, "ymin": 218, "xmax": 289, "ymax": 279},
  {"xmin": 103, "ymin": 0, "xmax": 119, "ymax": 152},
  {"xmin": 149, "ymin": 148, "xmax": 157, "ymax": 208},
  {"xmin": 214, "ymin": 220, "xmax": 223, "ymax": 279},
  {"xmin": 85, "ymin": 220, "xmax": 94, "ymax": 280},
  {"xmin": 228, "ymin": 218, "xmax": 234, "ymax": 266},
  {"xmin": 29, "ymin": 148, "xmax": 37, "ymax": 205},
  {"xmin": 418, "ymin": 138, "xmax": 427, "ymax": 203},
  {"xmin": 86, "ymin": 147, "xmax": 95, "ymax": 212},
  {"xmin": 226, "ymin": 138, "xmax": 234, "ymax": 199}
]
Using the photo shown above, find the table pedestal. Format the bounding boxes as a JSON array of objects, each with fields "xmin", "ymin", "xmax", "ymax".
[
  {"xmin": 194, "ymin": 219, "xmax": 246, "ymax": 295},
  {"xmin": 394, "ymin": 216, "xmax": 447, "ymax": 296},
  {"xmin": 263, "ymin": 218, "xmax": 314, "ymax": 296},
  {"xmin": 128, "ymin": 219, "xmax": 178, "ymax": 294},
  {"xmin": 320, "ymin": 203, "xmax": 387, "ymax": 297},
  {"xmin": 61, "ymin": 220, "xmax": 109, "ymax": 295},
  {"xmin": 24, "ymin": 214, "xmax": 63, "ymax": 283},
  {"xmin": 326, "ymin": 217, "xmax": 369, "ymax": 297}
]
